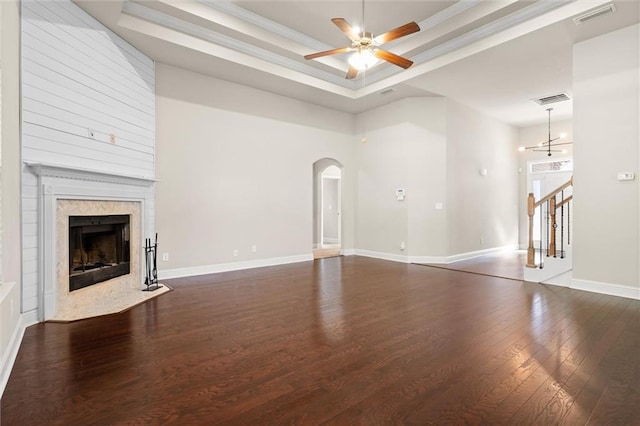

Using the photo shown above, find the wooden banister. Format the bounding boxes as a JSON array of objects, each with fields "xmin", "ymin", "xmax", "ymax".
[
  {"xmin": 534, "ymin": 176, "xmax": 573, "ymax": 208},
  {"xmin": 526, "ymin": 176, "xmax": 573, "ymax": 268},
  {"xmin": 556, "ymin": 195, "xmax": 573, "ymax": 209}
]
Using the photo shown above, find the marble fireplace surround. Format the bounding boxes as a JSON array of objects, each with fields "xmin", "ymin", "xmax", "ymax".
[{"xmin": 27, "ymin": 163, "xmax": 167, "ymax": 322}]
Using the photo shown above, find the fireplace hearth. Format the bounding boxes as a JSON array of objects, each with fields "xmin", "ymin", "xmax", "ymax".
[{"xmin": 69, "ymin": 214, "xmax": 131, "ymax": 291}]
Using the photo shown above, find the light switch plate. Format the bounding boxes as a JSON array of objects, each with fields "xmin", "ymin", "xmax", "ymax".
[{"xmin": 617, "ymin": 172, "xmax": 635, "ymax": 181}]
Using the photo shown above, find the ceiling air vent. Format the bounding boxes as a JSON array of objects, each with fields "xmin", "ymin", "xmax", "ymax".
[
  {"xmin": 532, "ymin": 93, "xmax": 571, "ymax": 106},
  {"xmin": 573, "ymin": 3, "xmax": 616, "ymax": 25},
  {"xmin": 379, "ymin": 88, "xmax": 396, "ymax": 96}
]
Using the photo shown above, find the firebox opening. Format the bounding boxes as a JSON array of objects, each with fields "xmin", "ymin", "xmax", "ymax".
[{"xmin": 69, "ymin": 214, "xmax": 131, "ymax": 292}]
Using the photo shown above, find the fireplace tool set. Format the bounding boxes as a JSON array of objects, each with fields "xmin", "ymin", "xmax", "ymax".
[{"xmin": 143, "ymin": 233, "xmax": 162, "ymax": 291}]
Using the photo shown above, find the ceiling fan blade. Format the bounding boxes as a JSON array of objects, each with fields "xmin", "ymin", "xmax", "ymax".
[
  {"xmin": 304, "ymin": 47, "xmax": 352, "ymax": 60},
  {"xmin": 331, "ymin": 18, "xmax": 360, "ymax": 42},
  {"xmin": 373, "ymin": 21, "xmax": 420, "ymax": 44},
  {"xmin": 346, "ymin": 66, "xmax": 359, "ymax": 79},
  {"xmin": 373, "ymin": 49, "xmax": 413, "ymax": 69}
]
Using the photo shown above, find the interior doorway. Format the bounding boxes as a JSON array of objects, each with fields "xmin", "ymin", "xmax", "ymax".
[
  {"xmin": 312, "ymin": 159, "xmax": 343, "ymax": 259},
  {"xmin": 321, "ymin": 166, "xmax": 341, "ymax": 246}
]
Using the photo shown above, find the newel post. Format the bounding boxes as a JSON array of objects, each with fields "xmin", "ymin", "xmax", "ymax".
[{"xmin": 526, "ymin": 193, "xmax": 536, "ymax": 267}]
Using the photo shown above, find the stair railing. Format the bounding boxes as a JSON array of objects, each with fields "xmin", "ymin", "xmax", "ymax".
[{"xmin": 526, "ymin": 176, "xmax": 573, "ymax": 269}]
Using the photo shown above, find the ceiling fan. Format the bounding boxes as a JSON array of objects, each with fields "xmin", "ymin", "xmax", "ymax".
[
  {"xmin": 519, "ymin": 108, "xmax": 573, "ymax": 157},
  {"xmin": 303, "ymin": 2, "xmax": 420, "ymax": 79}
]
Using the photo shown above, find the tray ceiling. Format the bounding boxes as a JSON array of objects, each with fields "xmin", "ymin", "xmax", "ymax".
[{"xmin": 74, "ymin": 0, "xmax": 639, "ymax": 126}]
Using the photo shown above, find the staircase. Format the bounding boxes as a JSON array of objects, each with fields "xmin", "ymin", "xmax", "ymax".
[{"xmin": 524, "ymin": 176, "xmax": 573, "ymax": 283}]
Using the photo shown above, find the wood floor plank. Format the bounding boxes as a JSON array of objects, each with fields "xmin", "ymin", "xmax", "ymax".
[
  {"xmin": 488, "ymin": 297, "xmax": 632, "ymax": 424},
  {"xmin": 2, "ymin": 256, "xmax": 639, "ymax": 425},
  {"xmin": 530, "ymin": 302, "xmax": 626, "ymax": 424},
  {"xmin": 401, "ymin": 288, "xmax": 608, "ymax": 424},
  {"xmin": 329, "ymin": 283, "xmax": 597, "ymax": 424}
]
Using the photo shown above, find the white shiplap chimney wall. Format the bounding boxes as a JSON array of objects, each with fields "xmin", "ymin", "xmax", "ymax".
[{"xmin": 21, "ymin": 0, "xmax": 155, "ymax": 314}]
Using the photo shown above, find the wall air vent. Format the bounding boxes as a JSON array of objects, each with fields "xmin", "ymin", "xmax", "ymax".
[
  {"xmin": 379, "ymin": 88, "xmax": 396, "ymax": 96},
  {"xmin": 573, "ymin": 3, "xmax": 616, "ymax": 25},
  {"xmin": 532, "ymin": 93, "xmax": 571, "ymax": 106}
]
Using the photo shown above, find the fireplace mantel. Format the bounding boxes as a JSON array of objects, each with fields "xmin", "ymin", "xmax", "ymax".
[{"xmin": 25, "ymin": 162, "xmax": 156, "ymax": 187}]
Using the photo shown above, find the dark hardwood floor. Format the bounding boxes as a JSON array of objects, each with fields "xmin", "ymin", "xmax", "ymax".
[{"xmin": 2, "ymin": 256, "xmax": 639, "ymax": 424}]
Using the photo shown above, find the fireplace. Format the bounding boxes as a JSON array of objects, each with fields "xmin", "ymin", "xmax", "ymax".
[
  {"xmin": 26, "ymin": 162, "xmax": 159, "ymax": 321},
  {"xmin": 69, "ymin": 214, "xmax": 131, "ymax": 291}
]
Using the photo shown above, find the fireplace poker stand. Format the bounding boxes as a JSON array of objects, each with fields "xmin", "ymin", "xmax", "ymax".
[{"xmin": 143, "ymin": 233, "xmax": 162, "ymax": 291}]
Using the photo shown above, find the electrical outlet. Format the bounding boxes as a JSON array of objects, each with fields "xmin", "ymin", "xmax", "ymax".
[
  {"xmin": 233, "ymin": 250, "xmax": 239, "ymax": 257},
  {"xmin": 162, "ymin": 252, "xmax": 169, "ymax": 261},
  {"xmin": 251, "ymin": 245, "xmax": 257, "ymax": 253},
  {"xmin": 400, "ymin": 241, "xmax": 405, "ymax": 251},
  {"xmin": 480, "ymin": 237, "xmax": 485, "ymax": 245}
]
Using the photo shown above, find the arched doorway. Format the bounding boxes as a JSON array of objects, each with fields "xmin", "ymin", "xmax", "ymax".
[{"xmin": 312, "ymin": 159, "xmax": 343, "ymax": 259}]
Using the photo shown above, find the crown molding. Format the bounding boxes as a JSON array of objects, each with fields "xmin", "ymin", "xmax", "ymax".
[
  {"xmin": 358, "ymin": 0, "xmax": 610, "ymax": 95},
  {"xmin": 120, "ymin": 0, "xmax": 485, "ymax": 93},
  {"xmin": 198, "ymin": 0, "xmax": 333, "ymax": 53},
  {"xmin": 122, "ymin": 1, "xmax": 357, "ymax": 90},
  {"xmin": 119, "ymin": 0, "xmax": 607, "ymax": 99}
]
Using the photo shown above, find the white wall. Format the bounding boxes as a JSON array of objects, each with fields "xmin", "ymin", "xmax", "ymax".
[
  {"xmin": 155, "ymin": 63, "xmax": 355, "ymax": 275},
  {"xmin": 1, "ymin": 0, "xmax": 25, "ymax": 397},
  {"xmin": 21, "ymin": 0, "xmax": 155, "ymax": 176},
  {"xmin": 516, "ymin": 119, "xmax": 573, "ymax": 248},
  {"xmin": 20, "ymin": 0, "xmax": 156, "ymax": 313},
  {"xmin": 356, "ymin": 98, "xmax": 448, "ymax": 258},
  {"xmin": 355, "ymin": 97, "xmax": 517, "ymax": 261},
  {"xmin": 446, "ymin": 100, "xmax": 518, "ymax": 255},
  {"xmin": 573, "ymin": 23, "xmax": 640, "ymax": 290}
]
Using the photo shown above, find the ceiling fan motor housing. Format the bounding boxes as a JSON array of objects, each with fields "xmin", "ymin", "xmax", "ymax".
[{"xmin": 356, "ymin": 32, "xmax": 376, "ymax": 46}]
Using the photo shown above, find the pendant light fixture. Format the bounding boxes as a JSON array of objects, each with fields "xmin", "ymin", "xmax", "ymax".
[{"xmin": 518, "ymin": 108, "xmax": 573, "ymax": 156}]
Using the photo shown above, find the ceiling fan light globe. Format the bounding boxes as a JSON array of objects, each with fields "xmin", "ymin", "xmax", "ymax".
[{"xmin": 348, "ymin": 50, "xmax": 378, "ymax": 71}]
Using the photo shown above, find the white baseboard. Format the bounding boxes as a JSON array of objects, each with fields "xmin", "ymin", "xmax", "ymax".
[
  {"xmin": 353, "ymin": 249, "xmax": 410, "ymax": 263},
  {"xmin": 411, "ymin": 245, "xmax": 518, "ymax": 265},
  {"xmin": 541, "ymin": 270, "xmax": 640, "ymax": 300},
  {"xmin": 1, "ymin": 310, "xmax": 39, "ymax": 398},
  {"xmin": 340, "ymin": 248, "xmax": 355, "ymax": 256},
  {"xmin": 158, "ymin": 254, "xmax": 314, "ymax": 280},
  {"xmin": 354, "ymin": 246, "xmax": 517, "ymax": 265},
  {"xmin": 542, "ymin": 270, "xmax": 574, "ymax": 287},
  {"xmin": 570, "ymin": 278, "xmax": 640, "ymax": 300}
]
